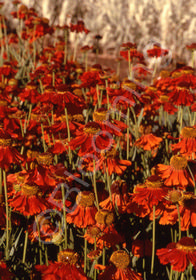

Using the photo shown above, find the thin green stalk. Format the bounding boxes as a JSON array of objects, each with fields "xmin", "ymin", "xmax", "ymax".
[
  {"xmin": 93, "ymin": 159, "xmax": 99, "ymax": 210},
  {"xmin": 36, "ymin": 216, "xmax": 43, "ymax": 265},
  {"xmin": 126, "ymin": 107, "xmax": 130, "ymax": 160},
  {"xmin": 22, "ymin": 230, "xmax": 28, "ymax": 263},
  {"xmin": 151, "ymin": 205, "xmax": 156, "ymax": 274},
  {"xmin": 106, "ymin": 167, "xmax": 112, "ymax": 202},
  {"xmin": 41, "ymin": 123, "xmax": 47, "ymax": 152},
  {"xmin": 3, "ymin": 170, "xmax": 9, "ymax": 260},
  {"xmin": 84, "ymin": 229, "xmax": 87, "ymax": 273},
  {"xmin": 176, "ymin": 204, "xmax": 181, "ymax": 240},
  {"xmin": 61, "ymin": 184, "xmax": 67, "ymax": 249}
]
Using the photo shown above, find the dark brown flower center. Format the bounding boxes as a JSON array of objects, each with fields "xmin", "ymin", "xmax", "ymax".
[{"xmin": 110, "ymin": 250, "xmax": 130, "ymax": 269}]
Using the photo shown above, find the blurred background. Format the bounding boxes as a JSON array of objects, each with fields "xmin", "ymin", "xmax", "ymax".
[{"xmin": 3, "ymin": 0, "xmax": 196, "ymax": 65}]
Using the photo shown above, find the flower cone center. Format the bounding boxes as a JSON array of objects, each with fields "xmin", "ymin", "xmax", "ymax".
[
  {"xmin": 76, "ymin": 191, "xmax": 95, "ymax": 207},
  {"xmin": 36, "ymin": 152, "xmax": 53, "ymax": 165},
  {"xmin": 167, "ymin": 190, "xmax": 182, "ymax": 203},
  {"xmin": 95, "ymin": 210, "xmax": 114, "ymax": 226},
  {"xmin": 170, "ymin": 155, "xmax": 187, "ymax": 170},
  {"xmin": 57, "ymin": 249, "xmax": 78, "ymax": 264},
  {"xmin": 21, "ymin": 184, "xmax": 39, "ymax": 196},
  {"xmin": 93, "ymin": 110, "xmax": 108, "ymax": 122},
  {"xmin": 181, "ymin": 127, "xmax": 196, "ymax": 138},
  {"xmin": 176, "ymin": 244, "xmax": 196, "ymax": 252},
  {"xmin": 0, "ymin": 138, "xmax": 12, "ymax": 147},
  {"xmin": 110, "ymin": 250, "xmax": 130, "ymax": 269},
  {"xmin": 160, "ymin": 95, "xmax": 169, "ymax": 102}
]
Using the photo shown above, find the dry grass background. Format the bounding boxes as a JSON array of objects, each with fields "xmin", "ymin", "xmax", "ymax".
[{"xmin": 3, "ymin": 0, "xmax": 196, "ymax": 65}]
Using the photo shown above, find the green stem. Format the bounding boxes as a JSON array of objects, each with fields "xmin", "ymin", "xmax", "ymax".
[
  {"xmin": 180, "ymin": 272, "xmax": 184, "ymax": 280},
  {"xmin": 151, "ymin": 205, "xmax": 156, "ymax": 274},
  {"xmin": 176, "ymin": 204, "xmax": 181, "ymax": 240},
  {"xmin": 22, "ymin": 230, "xmax": 28, "ymax": 263},
  {"xmin": 61, "ymin": 184, "xmax": 67, "ymax": 249},
  {"xmin": 93, "ymin": 159, "xmax": 99, "ymax": 210},
  {"xmin": 84, "ymin": 229, "xmax": 87, "ymax": 273},
  {"xmin": 102, "ymin": 246, "xmax": 105, "ymax": 266},
  {"xmin": 3, "ymin": 170, "xmax": 9, "ymax": 260},
  {"xmin": 36, "ymin": 216, "xmax": 43, "ymax": 265},
  {"xmin": 106, "ymin": 167, "xmax": 112, "ymax": 202},
  {"xmin": 126, "ymin": 107, "xmax": 130, "ymax": 160},
  {"xmin": 41, "ymin": 123, "xmax": 47, "ymax": 152}
]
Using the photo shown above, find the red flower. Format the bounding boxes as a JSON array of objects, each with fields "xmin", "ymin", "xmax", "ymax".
[
  {"xmin": 157, "ymin": 237, "xmax": 196, "ymax": 272},
  {"xmin": 69, "ymin": 121, "xmax": 113, "ymax": 156},
  {"xmin": 0, "ymin": 128, "xmax": 23, "ymax": 170},
  {"xmin": 8, "ymin": 183, "xmax": 50, "ymax": 216},
  {"xmin": 147, "ymin": 44, "xmax": 168, "ymax": 58},
  {"xmin": 70, "ymin": 20, "xmax": 89, "ymax": 34},
  {"xmin": 134, "ymin": 133, "xmax": 162, "ymax": 151},
  {"xmin": 35, "ymin": 249, "xmax": 88, "ymax": 280},
  {"xmin": 66, "ymin": 191, "xmax": 97, "ymax": 228},
  {"xmin": 156, "ymin": 155, "xmax": 194, "ymax": 188},
  {"xmin": 171, "ymin": 126, "xmax": 196, "ymax": 159},
  {"xmin": 98, "ymin": 250, "xmax": 143, "ymax": 280}
]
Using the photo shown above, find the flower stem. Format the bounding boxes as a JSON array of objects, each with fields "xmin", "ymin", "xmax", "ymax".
[
  {"xmin": 84, "ymin": 228, "xmax": 87, "ymax": 273},
  {"xmin": 36, "ymin": 216, "xmax": 43, "ymax": 265},
  {"xmin": 3, "ymin": 170, "xmax": 9, "ymax": 260},
  {"xmin": 22, "ymin": 230, "xmax": 28, "ymax": 263},
  {"xmin": 176, "ymin": 203, "xmax": 181, "ymax": 240},
  {"xmin": 41, "ymin": 123, "xmax": 47, "ymax": 152},
  {"xmin": 151, "ymin": 205, "xmax": 156, "ymax": 274},
  {"xmin": 61, "ymin": 184, "xmax": 67, "ymax": 249},
  {"xmin": 126, "ymin": 107, "xmax": 130, "ymax": 160},
  {"xmin": 93, "ymin": 159, "xmax": 99, "ymax": 210}
]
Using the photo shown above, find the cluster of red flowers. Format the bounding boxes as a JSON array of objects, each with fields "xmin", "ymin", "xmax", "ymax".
[{"xmin": 0, "ymin": 1, "xmax": 195, "ymax": 280}]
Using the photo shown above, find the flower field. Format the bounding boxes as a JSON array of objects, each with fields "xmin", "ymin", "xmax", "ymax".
[{"xmin": 0, "ymin": 1, "xmax": 195, "ymax": 280}]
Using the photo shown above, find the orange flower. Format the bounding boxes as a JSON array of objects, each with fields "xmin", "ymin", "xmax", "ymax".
[
  {"xmin": 0, "ymin": 128, "xmax": 23, "ymax": 170},
  {"xmin": 127, "ymin": 175, "xmax": 169, "ymax": 219},
  {"xmin": 8, "ymin": 183, "xmax": 50, "ymax": 216},
  {"xmin": 171, "ymin": 126, "xmax": 196, "ymax": 159},
  {"xmin": 157, "ymin": 237, "xmax": 196, "ymax": 272},
  {"xmin": 99, "ymin": 180, "xmax": 130, "ymax": 214},
  {"xmin": 66, "ymin": 191, "xmax": 97, "ymax": 228},
  {"xmin": 35, "ymin": 249, "xmax": 88, "ymax": 280},
  {"xmin": 156, "ymin": 155, "xmax": 194, "ymax": 188},
  {"xmin": 98, "ymin": 250, "xmax": 143, "ymax": 280},
  {"xmin": 134, "ymin": 133, "xmax": 162, "ymax": 151}
]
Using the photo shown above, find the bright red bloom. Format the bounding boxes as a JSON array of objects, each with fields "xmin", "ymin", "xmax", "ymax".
[
  {"xmin": 35, "ymin": 249, "xmax": 88, "ymax": 280},
  {"xmin": 70, "ymin": 20, "xmax": 89, "ymax": 34},
  {"xmin": 134, "ymin": 133, "xmax": 162, "ymax": 151},
  {"xmin": 147, "ymin": 44, "xmax": 168, "ymax": 58},
  {"xmin": 156, "ymin": 155, "xmax": 194, "ymax": 188},
  {"xmin": 66, "ymin": 191, "xmax": 97, "ymax": 228},
  {"xmin": 171, "ymin": 126, "xmax": 196, "ymax": 159},
  {"xmin": 127, "ymin": 175, "xmax": 169, "ymax": 219},
  {"xmin": 157, "ymin": 237, "xmax": 196, "ymax": 272},
  {"xmin": 168, "ymin": 87, "xmax": 194, "ymax": 106},
  {"xmin": 99, "ymin": 180, "xmax": 130, "ymax": 214},
  {"xmin": 0, "ymin": 128, "xmax": 23, "ymax": 170},
  {"xmin": 69, "ymin": 121, "xmax": 113, "ymax": 156},
  {"xmin": 98, "ymin": 250, "xmax": 143, "ymax": 280},
  {"xmin": 8, "ymin": 183, "xmax": 50, "ymax": 216}
]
